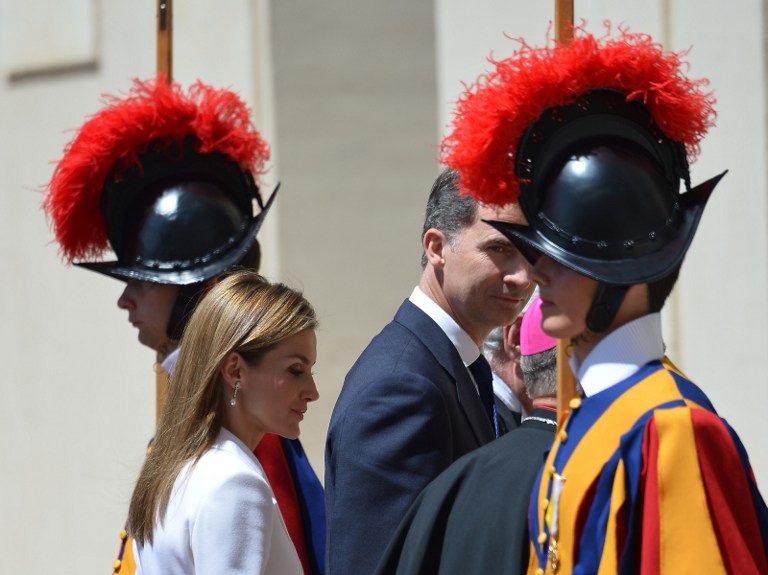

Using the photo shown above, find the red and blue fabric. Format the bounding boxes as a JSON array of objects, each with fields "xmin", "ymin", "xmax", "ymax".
[{"xmin": 528, "ymin": 360, "xmax": 768, "ymax": 574}]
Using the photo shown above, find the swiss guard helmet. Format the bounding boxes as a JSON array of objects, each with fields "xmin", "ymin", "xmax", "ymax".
[
  {"xmin": 44, "ymin": 77, "xmax": 274, "ymax": 340},
  {"xmin": 441, "ymin": 27, "xmax": 725, "ymax": 332}
]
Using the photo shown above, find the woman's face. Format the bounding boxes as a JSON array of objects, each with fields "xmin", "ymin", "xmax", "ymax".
[
  {"xmin": 530, "ymin": 254, "xmax": 599, "ymax": 340},
  {"xmin": 236, "ymin": 328, "xmax": 319, "ymax": 440}
]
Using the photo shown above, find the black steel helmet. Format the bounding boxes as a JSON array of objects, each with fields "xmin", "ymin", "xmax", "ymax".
[
  {"xmin": 44, "ymin": 77, "xmax": 274, "ymax": 342},
  {"xmin": 76, "ymin": 136, "xmax": 275, "ymax": 286},
  {"xmin": 486, "ymin": 89, "xmax": 725, "ymax": 286}
]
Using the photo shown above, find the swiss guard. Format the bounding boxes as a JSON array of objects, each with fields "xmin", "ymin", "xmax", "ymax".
[
  {"xmin": 441, "ymin": 26, "xmax": 768, "ymax": 574},
  {"xmin": 43, "ymin": 77, "xmax": 325, "ymax": 575}
]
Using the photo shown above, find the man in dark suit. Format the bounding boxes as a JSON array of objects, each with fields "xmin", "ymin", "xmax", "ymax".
[
  {"xmin": 324, "ymin": 168, "xmax": 533, "ymax": 574},
  {"xmin": 374, "ymin": 295, "xmax": 560, "ymax": 575}
]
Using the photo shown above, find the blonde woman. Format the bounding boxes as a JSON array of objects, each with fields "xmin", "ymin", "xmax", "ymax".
[{"xmin": 128, "ymin": 270, "xmax": 319, "ymax": 574}]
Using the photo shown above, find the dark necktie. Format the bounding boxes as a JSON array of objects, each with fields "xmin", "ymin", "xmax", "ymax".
[{"xmin": 468, "ymin": 355, "xmax": 499, "ymax": 438}]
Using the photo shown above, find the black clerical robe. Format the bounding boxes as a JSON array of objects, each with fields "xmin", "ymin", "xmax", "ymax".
[{"xmin": 375, "ymin": 408, "xmax": 557, "ymax": 575}]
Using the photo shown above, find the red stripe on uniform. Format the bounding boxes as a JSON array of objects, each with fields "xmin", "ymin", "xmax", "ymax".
[
  {"xmin": 639, "ymin": 418, "xmax": 661, "ymax": 575},
  {"xmin": 692, "ymin": 410, "xmax": 768, "ymax": 574}
]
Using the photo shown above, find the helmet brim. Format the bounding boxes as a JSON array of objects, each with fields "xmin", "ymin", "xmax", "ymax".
[
  {"xmin": 487, "ymin": 172, "xmax": 725, "ymax": 285},
  {"xmin": 75, "ymin": 185, "xmax": 277, "ymax": 285}
]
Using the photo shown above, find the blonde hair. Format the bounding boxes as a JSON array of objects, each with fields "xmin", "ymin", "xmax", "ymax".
[{"xmin": 128, "ymin": 270, "xmax": 317, "ymax": 544}]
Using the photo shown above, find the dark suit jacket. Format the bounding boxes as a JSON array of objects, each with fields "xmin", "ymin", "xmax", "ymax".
[
  {"xmin": 325, "ymin": 300, "xmax": 496, "ymax": 575},
  {"xmin": 374, "ymin": 409, "xmax": 557, "ymax": 575}
]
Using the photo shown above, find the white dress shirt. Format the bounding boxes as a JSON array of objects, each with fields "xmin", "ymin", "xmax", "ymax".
[
  {"xmin": 409, "ymin": 286, "xmax": 488, "ymax": 398},
  {"xmin": 492, "ymin": 372, "xmax": 527, "ymax": 417},
  {"xmin": 161, "ymin": 347, "xmax": 179, "ymax": 376},
  {"xmin": 409, "ymin": 286, "xmax": 481, "ymax": 366}
]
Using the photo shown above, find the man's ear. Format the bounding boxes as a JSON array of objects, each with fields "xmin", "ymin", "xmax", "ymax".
[
  {"xmin": 423, "ymin": 228, "xmax": 448, "ymax": 269},
  {"xmin": 220, "ymin": 352, "xmax": 244, "ymax": 389},
  {"xmin": 503, "ymin": 315, "xmax": 523, "ymax": 361}
]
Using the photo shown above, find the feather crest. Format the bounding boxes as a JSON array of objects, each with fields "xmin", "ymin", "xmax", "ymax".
[
  {"xmin": 440, "ymin": 24, "xmax": 716, "ymax": 205},
  {"xmin": 43, "ymin": 76, "xmax": 270, "ymax": 263}
]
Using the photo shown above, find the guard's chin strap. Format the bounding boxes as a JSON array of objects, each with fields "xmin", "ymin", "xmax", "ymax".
[
  {"xmin": 586, "ymin": 283, "xmax": 630, "ymax": 333},
  {"xmin": 167, "ymin": 281, "xmax": 208, "ymax": 341}
]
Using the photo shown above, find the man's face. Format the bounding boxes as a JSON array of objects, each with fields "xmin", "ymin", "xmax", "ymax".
[
  {"xmin": 440, "ymin": 204, "xmax": 534, "ymax": 343},
  {"xmin": 117, "ymin": 280, "xmax": 179, "ymax": 351}
]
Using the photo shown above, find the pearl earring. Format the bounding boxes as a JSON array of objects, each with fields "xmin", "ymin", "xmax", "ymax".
[{"xmin": 230, "ymin": 382, "xmax": 241, "ymax": 407}]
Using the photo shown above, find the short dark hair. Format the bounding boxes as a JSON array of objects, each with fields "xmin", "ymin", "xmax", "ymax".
[
  {"xmin": 420, "ymin": 169, "xmax": 478, "ymax": 268},
  {"xmin": 520, "ymin": 348, "xmax": 584, "ymax": 400},
  {"xmin": 237, "ymin": 238, "xmax": 262, "ymax": 272},
  {"xmin": 647, "ymin": 264, "xmax": 681, "ymax": 313},
  {"xmin": 520, "ymin": 348, "xmax": 557, "ymax": 399}
]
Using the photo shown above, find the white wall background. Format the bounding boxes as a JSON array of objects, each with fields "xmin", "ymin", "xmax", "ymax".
[{"xmin": 0, "ymin": 1, "xmax": 764, "ymax": 572}]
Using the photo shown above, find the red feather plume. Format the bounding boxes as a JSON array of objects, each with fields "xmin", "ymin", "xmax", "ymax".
[
  {"xmin": 440, "ymin": 24, "xmax": 717, "ymax": 206},
  {"xmin": 43, "ymin": 76, "xmax": 271, "ymax": 263}
]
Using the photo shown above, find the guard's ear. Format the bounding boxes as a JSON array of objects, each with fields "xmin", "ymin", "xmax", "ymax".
[
  {"xmin": 220, "ymin": 352, "xmax": 244, "ymax": 389},
  {"xmin": 423, "ymin": 228, "xmax": 448, "ymax": 269}
]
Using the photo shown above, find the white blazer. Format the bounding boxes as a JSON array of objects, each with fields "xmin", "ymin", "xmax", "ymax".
[{"xmin": 134, "ymin": 428, "xmax": 303, "ymax": 575}]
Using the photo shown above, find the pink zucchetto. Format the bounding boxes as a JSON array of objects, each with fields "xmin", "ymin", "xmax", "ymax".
[{"xmin": 520, "ymin": 296, "xmax": 557, "ymax": 356}]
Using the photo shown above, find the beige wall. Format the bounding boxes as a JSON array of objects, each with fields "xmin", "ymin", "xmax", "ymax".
[
  {"xmin": 269, "ymin": 0, "xmax": 439, "ymax": 482},
  {"xmin": 0, "ymin": 1, "xmax": 274, "ymax": 571},
  {"xmin": 0, "ymin": 1, "xmax": 765, "ymax": 572}
]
